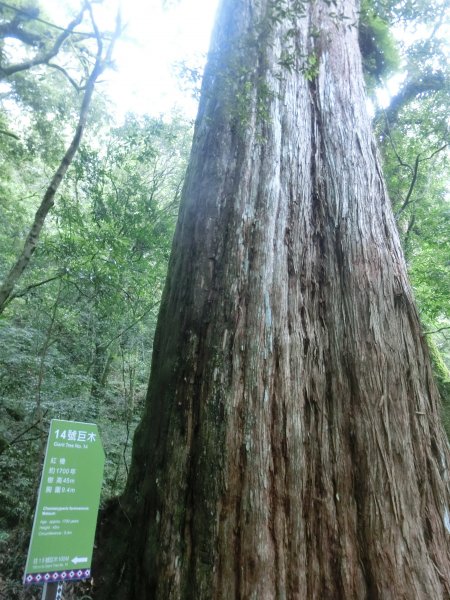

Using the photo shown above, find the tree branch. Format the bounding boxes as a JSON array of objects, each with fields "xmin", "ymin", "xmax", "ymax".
[
  {"xmin": 96, "ymin": 302, "xmax": 159, "ymax": 354},
  {"xmin": 384, "ymin": 123, "xmax": 413, "ymax": 172},
  {"xmin": 376, "ymin": 71, "xmax": 447, "ymax": 133},
  {"xmin": 0, "ymin": 8, "xmax": 86, "ymax": 79},
  {"xmin": 2, "ymin": 272, "xmax": 65, "ymax": 308},
  {"xmin": 0, "ymin": 14, "xmax": 43, "ymax": 47},
  {"xmin": 402, "ymin": 213, "xmax": 416, "ymax": 259},
  {"xmin": 47, "ymin": 61, "xmax": 83, "ymax": 91},
  {"xmin": 0, "ymin": 410, "xmax": 48, "ymax": 457},
  {"xmin": 0, "ymin": 1, "xmax": 96, "ymax": 36},
  {"xmin": 0, "ymin": 127, "xmax": 19, "ymax": 139},
  {"xmin": 395, "ymin": 154, "xmax": 420, "ymax": 219},
  {"xmin": 423, "ymin": 4, "xmax": 447, "ymax": 49},
  {"xmin": 420, "ymin": 143, "xmax": 448, "ymax": 162},
  {"xmin": 423, "ymin": 326, "xmax": 450, "ymax": 336},
  {"xmin": 394, "ymin": 143, "xmax": 448, "ymax": 220}
]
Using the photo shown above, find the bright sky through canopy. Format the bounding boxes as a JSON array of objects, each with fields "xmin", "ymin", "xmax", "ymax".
[{"xmin": 41, "ymin": 0, "xmax": 221, "ymax": 120}]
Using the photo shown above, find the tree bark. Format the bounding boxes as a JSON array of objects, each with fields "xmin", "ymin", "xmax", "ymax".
[{"xmin": 96, "ymin": 0, "xmax": 450, "ymax": 598}]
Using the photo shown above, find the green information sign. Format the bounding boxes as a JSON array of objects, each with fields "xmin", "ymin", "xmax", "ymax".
[{"xmin": 24, "ymin": 419, "xmax": 104, "ymax": 585}]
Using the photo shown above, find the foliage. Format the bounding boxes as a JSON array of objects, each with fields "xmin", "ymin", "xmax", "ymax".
[
  {"xmin": 371, "ymin": 0, "xmax": 450, "ymax": 428},
  {"xmin": 0, "ymin": 0, "xmax": 449, "ymax": 597},
  {"xmin": 359, "ymin": 0, "xmax": 401, "ymax": 86},
  {"xmin": 427, "ymin": 335, "xmax": 450, "ymax": 436},
  {"xmin": 0, "ymin": 36, "xmax": 191, "ymax": 592}
]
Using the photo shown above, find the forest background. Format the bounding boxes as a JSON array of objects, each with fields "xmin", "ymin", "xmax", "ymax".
[{"xmin": 0, "ymin": 0, "xmax": 448, "ymax": 598}]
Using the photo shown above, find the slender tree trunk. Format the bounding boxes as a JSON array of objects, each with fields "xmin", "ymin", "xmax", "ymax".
[
  {"xmin": 97, "ymin": 0, "xmax": 450, "ymax": 598},
  {"xmin": 90, "ymin": 342, "xmax": 113, "ymax": 412},
  {"xmin": 0, "ymin": 7, "xmax": 121, "ymax": 315},
  {"xmin": 0, "ymin": 59, "xmax": 100, "ymax": 314},
  {"xmin": 35, "ymin": 283, "xmax": 62, "ymax": 448}
]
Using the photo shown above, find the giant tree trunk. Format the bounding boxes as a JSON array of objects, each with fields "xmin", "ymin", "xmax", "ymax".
[{"xmin": 96, "ymin": 0, "xmax": 450, "ymax": 597}]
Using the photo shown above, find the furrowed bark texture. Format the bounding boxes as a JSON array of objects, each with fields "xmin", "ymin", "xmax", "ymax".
[{"xmin": 97, "ymin": 0, "xmax": 450, "ymax": 597}]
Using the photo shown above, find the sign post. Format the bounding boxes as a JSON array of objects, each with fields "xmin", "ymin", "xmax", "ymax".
[
  {"xmin": 24, "ymin": 419, "xmax": 104, "ymax": 594},
  {"xmin": 42, "ymin": 581, "xmax": 64, "ymax": 600}
]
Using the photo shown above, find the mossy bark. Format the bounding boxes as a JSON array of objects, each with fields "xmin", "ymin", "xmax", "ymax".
[{"xmin": 95, "ymin": 0, "xmax": 450, "ymax": 597}]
